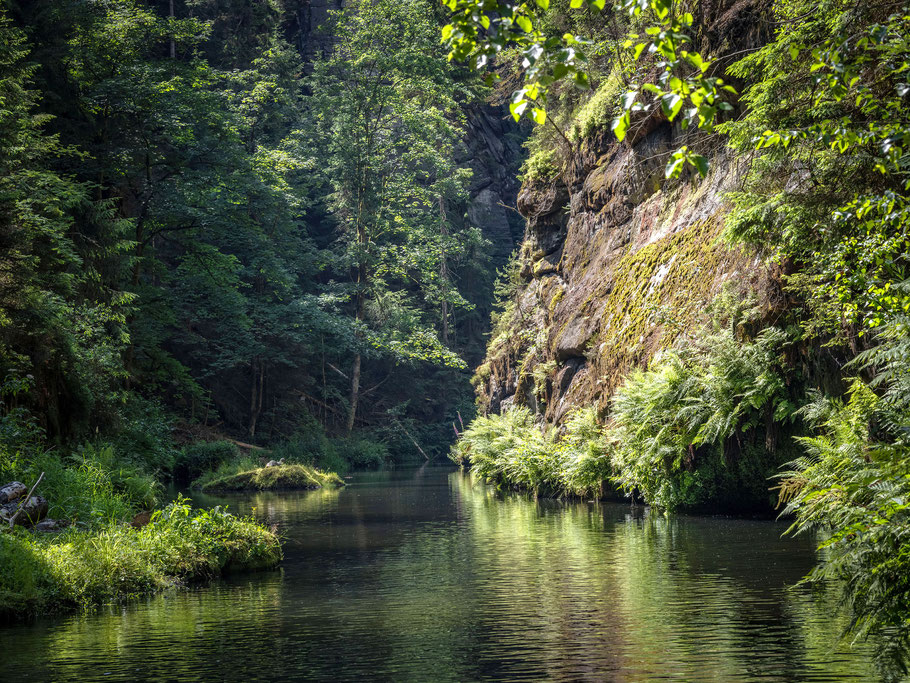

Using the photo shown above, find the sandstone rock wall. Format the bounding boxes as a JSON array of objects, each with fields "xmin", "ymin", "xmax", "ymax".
[{"xmin": 473, "ymin": 0, "xmax": 778, "ymax": 422}]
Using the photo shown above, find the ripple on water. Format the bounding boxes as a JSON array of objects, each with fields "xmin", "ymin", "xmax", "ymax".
[{"xmin": 0, "ymin": 467, "xmax": 878, "ymax": 682}]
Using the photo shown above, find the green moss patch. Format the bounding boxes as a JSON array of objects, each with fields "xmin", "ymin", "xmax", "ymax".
[
  {"xmin": 200, "ymin": 464, "xmax": 344, "ymax": 492},
  {"xmin": 591, "ymin": 216, "xmax": 750, "ymax": 395}
]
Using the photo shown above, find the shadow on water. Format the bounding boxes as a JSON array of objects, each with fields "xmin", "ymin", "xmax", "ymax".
[{"xmin": 0, "ymin": 466, "xmax": 875, "ymax": 681}]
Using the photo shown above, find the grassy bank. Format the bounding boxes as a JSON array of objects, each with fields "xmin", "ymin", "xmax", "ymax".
[
  {"xmin": 196, "ymin": 462, "xmax": 345, "ymax": 492},
  {"xmin": 0, "ymin": 497, "xmax": 281, "ymax": 618}
]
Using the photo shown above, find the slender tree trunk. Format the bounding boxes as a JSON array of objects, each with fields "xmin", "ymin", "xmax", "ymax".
[
  {"xmin": 249, "ymin": 357, "xmax": 263, "ymax": 438},
  {"xmin": 439, "ymin": 195, "xmax": 449, "ymax": 345},
  {"xmin": 346, "ymin": 352, "xmax": 361, "ymax": 434},
  {"xmin": 169, "ymin": 0, "xmax": 176, "ymax": 59},
  {"xmin": 347, "ymin": 188, "xmax": 368, "ymax": 434}
]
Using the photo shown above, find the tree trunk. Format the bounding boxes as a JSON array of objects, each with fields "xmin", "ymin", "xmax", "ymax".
[
  {"xmin": 346, "ymin": 352, "xmax": 361, "ymax": 434},
  {"xmin": 169, "ymin": 0, "xmax": 176, "ymax": 58},
  {"xmin": 439, "ymin": 195, "xmax": 449, "ymax": 345},
  {"xmin": 249, "ymin": 357, "xmax": 264, "ymax": 438}
]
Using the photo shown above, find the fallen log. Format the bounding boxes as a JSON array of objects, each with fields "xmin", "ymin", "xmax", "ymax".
[
  {"xmin": 1, "ymin": 495, "xmax": 49, "ymax": 528},
  {"xmin": 0, "ymin": 481, "xmax": 27, "ymax": 504}
]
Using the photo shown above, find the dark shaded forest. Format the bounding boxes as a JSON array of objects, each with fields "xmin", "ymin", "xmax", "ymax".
[{"xmin": 0, "ymin": 0, "xmax": 521, "ymax": 469}]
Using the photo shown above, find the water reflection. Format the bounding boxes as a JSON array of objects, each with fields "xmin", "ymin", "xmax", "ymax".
[{"xmin": 0, "ymin": 467, "xmax": 875, "ymax": 681}]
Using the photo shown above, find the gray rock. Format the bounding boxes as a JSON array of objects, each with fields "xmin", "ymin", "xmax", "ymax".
[
  {"xmin": 34, "ymin": 519, "xmax": 58, "ymax": 532},
  {"xmin": 265, "ymin": 460, "xmax": 279, "ymax": 468},
  {"xmin": 0, "ymin": 481, "xmax": 26, "ymax": 504}
]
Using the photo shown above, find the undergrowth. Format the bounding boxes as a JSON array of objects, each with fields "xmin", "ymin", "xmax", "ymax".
[
  {"xmin": 195, "ymin": 463, "xmax": 344, "ymax": 492},
  {"xmin": 0, "ymin": 496, "xmax": 281, "ymax": 618}
]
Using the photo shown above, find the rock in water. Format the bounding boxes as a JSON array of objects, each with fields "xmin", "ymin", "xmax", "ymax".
[
  {"xmin": 0, "ymin": 495, "xmax": 49, "ymax": 527},
  {"xmin": 265, "ymin": 460, "xmax": 279, "ymax": 468},
  {"xmin": 0, "ymin": 481, "xmax": 27, "ymax": 504}
]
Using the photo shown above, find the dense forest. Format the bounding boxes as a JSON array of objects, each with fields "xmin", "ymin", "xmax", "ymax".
[
  {"xmin": 0, "ymin": 0, "xmax": 522, "ymax": 622},
  {"xmin": 1, "ymin": 0, "xmax": 909, "ymax": 678},
  {"xmin": 0, "ymin": 0, "xmax": 519, "ymax": 465}
]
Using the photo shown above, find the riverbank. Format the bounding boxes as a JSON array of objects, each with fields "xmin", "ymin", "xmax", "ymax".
[{"xmin": 0, "ymin": 497, "xmax": 281, "ymax": 619}]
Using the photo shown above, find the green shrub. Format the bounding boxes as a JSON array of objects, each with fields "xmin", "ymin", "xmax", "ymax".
[
  {"xmin": 778, "ymin": 312, "xmax": 910, "ymax": 676},
  {"xmin": 452, "ymin": 406, "xmax": 609, "ymax": 497},
  {"xmin": 0, "ymin": 443, "xmax": 159, "ymax": 524},
  {"xmin": 332, "ymin": 436, "xmax": 388, "ymax": 469},
  {"xmin": 609, "ymin": 328, "xmax": 798, "ymax": 511},
  {"xmin": 0, "ymin": 496, "xmax": 281, "ymax": 617},
  {"xmin": 175, "ymin": 441, "xmax": 240, "ymax": 481}
]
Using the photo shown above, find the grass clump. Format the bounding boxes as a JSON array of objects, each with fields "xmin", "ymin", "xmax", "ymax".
[
  {"xmin": 196, "ymin": 463, "xmax": 344, "ymax": 492},
  {"xmin": 0, "ymin": 496, "xmax": 281, "ymax": 617},
  {"xmin": 519, "ymin": 148, "xmax": 560, "ymax": 183}
]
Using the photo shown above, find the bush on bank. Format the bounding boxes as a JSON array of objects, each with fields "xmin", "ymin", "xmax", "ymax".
[
  {"xmin": 454, "ymin": 328, "xmax": 799, "ymax": 512},
  {"xmin": 0, "ymin": 497, "xmax": 281, "ymax": 617}
]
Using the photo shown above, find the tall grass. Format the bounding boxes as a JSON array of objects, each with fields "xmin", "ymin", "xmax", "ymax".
[{"xmin": 0, "ymin": 496, "xmax": 281, "ymax": 617}]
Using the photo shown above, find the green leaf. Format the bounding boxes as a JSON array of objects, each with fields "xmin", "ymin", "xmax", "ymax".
[
  {"xmin": 691, "ymin": 154, "xmax": 708, "ymax": 177},
  {"xmin": 516, "ymin": 15, "xmax": 532, "ymax": 33},
  {"xmin": 531, "ymin": 107, "xmax": 547, "ymax": 124},
  {"xmin": 509, "ymin": 99, "xmax": 529, "ymax": 120},
  {"xmin": 611, "ymin": 111, "xmax": 630, "ymax": 141},
  {"xmin": 535, "ymin": 0, "xmax": 549, "ymax": 9}
]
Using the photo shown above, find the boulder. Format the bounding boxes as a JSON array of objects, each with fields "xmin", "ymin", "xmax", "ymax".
[
  {"xmin": 0, "ymin": 495, "xmax": 49, "ymax": 527},
  {"xmin": 0, "ymin": 481, "xmax": 27, "ymax": 505},
  {"xmin": 34, "ymin": 519, "xmax": 59, "ymax": 532}
]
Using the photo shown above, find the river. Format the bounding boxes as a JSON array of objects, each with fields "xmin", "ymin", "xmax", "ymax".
[{"xmin": 0, "ymin": 465, "xmax": 876, "ymax": 681}]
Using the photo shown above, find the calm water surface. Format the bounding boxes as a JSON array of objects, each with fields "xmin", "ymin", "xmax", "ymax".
[{"xmin": 1, "ymin": 465, "xmax": 876, "ymax": 681}]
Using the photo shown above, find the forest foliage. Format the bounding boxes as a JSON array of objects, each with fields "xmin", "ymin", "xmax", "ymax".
[{"xmin": 0, "ymin": 0, "xmax": 500, "ymax": 481}]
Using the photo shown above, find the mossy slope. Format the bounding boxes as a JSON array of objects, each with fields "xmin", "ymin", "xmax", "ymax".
[{"xmin": 200, "ymin": 464, "xmax": 345, "ymax": 492}]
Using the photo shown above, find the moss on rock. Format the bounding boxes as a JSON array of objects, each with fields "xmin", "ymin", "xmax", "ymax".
[{"xmin": 200, "ymin": 464, "xmax": 345, "ymax": 492}]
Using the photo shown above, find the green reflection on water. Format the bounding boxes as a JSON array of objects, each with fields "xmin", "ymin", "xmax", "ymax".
[{"xmin": 0, "ymin": 467, "xmax": 878, "ymax": 682}]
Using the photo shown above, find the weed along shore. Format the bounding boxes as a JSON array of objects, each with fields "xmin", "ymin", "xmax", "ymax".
[{"xmin": 0, "ymin": 497, "xmax": 281, "ymax": 619}]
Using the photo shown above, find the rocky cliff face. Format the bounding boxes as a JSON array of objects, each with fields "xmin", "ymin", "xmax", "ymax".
[
  {"xmin": 463, "ymin": 106, "xmax": 526, "ymax": 264},
  {"xmin": 473, "ymin": 0, "xmax": 779, "ymax": 422}
]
